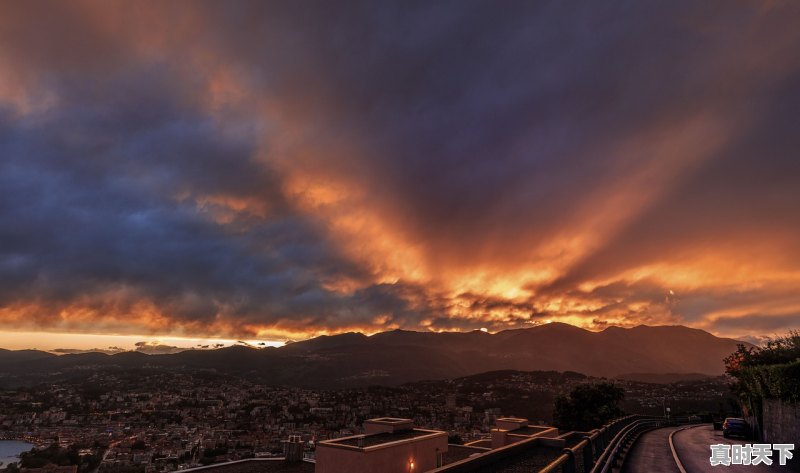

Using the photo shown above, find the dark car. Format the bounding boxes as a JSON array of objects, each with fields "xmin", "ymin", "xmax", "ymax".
[{"xmin": 723, "ymin": 418, "xmax": 750, "ymax": 439}]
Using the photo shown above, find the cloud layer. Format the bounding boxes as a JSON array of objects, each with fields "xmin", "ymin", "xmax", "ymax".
[{"xmin": 1, "ymin": 0, "xmax": 799, "ymax": 341}]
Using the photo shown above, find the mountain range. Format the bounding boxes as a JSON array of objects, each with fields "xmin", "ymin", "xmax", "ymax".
[{"xmin": 0, "ymin": 323, "xmax": 747, "ymax": 388}]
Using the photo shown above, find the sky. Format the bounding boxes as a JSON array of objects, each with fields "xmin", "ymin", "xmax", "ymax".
[{"xmin": 1, "ymin": 0, "xmax": 799, "ymax": 352}]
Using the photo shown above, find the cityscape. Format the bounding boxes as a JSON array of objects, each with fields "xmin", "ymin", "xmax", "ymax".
[
  {"xmin": 0, "ymin": 364, "xmax": 736, "ymax": 472},
  {"xmin": 1, "ymin": 0, "xmax": 800, "ymax": 472}
]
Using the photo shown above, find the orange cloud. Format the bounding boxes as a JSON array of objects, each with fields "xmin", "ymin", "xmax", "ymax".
[{"xmin": 0, "ymin": 0, "xmax": 799, "ymax": 347}]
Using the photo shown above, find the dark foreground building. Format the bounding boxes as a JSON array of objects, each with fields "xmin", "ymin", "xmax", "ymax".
[{"xmin": 182, "ymin": 416, "xmax": 577, "ymax": 473}]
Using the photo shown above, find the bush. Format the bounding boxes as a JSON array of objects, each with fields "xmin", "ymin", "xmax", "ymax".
[
  {"xmin": 553, "ymin": 382, "xmax": 625, "ymax": 431},
  {"xmin": 735, "ymin": 360, "xmax": 800, "ymax": 403},
  {"xmin": 725, "ymin": 331, "xmax": 800, "ymax": 403}
]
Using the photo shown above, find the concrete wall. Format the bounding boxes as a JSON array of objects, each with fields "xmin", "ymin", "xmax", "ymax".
[
  {"xmin": 490, "ymin": 430, "xmax": 508, "ymax": 449},
  {"xmin": 490, "ymin": 427, "xmax": 559, "ymax": 449},
  {"xmin": 365, "ymin": 419, "xmax": 414, "ymax": 434},
  {"xmin": 762, "ymin": 399, "xmax": 800, "ymax": 444},
  {"xmin": 316, "ymin": 435, "xmax": 448, "ymax": 473},
  {"xmin": 495, "ymin": 419, "xmax": 527, "ymax": 431},
  {"xmin": 762, "ymin": 399, "xmax": 800, "ymax": 471}
]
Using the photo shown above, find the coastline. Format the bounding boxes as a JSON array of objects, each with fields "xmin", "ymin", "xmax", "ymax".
[{"xmin": 0, "ymin": 439, "xmax": 36, "ymax": 468}]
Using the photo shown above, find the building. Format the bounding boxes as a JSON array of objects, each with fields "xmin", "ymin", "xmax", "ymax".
[
  {"xmin": 185, "ymin": 416, "xmax": 571, "ymax": 473},
  {"xmin": 445, "ymin": 394, "xmax": 457, "ymax": 410},
  {"xmin": 488, "ymin": 417, "xmax": 558, "ymax": 449},
  {"xmin": 315, "ymin": 418, "xmax": 448, "ymax": 473}
]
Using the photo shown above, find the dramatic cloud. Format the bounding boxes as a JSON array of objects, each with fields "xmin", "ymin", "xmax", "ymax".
[{"xmin": 0, "ymin": 0, "xmax": 799, "ymax": 342}]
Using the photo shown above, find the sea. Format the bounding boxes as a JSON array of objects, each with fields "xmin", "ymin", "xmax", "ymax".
[{"xmin": 0, "ymin": 440, "xmax": 33, "ymax": 468}]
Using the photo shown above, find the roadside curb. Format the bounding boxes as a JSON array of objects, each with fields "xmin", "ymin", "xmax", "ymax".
[{"xmin": 669, "ymin": 424, "xmax": 706, "ymax": 473}]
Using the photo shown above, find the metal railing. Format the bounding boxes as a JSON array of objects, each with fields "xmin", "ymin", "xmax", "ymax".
[
  {"xmin": 538, "ymin": 415, "xmax": 667, "ymax": 473},
  {"xmin": 589, "ymin": 418, "xmax": 665, "ymax": 473}
]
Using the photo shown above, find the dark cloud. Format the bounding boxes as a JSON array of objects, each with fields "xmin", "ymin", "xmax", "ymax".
[
  {"xmin": 134, "ymin": 342, "xmax": 186, "ymax": 355},
  {"xmin": 206, "ymin": 1, "xmax": 799, "ymax": 266},
  {"xmin": 0, "ymin": 1, "xmax": 799, "ymax": 340},
  {"xmin": 52, "ymin": 347, "xmax": 126, "ymax": 355},
  {"xmin": 0, "ymin": 65, "xmax": 382, "ymax": 335}
]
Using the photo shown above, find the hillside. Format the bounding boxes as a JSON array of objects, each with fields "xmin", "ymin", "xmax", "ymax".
[{"xmin": 0, "ymin": 324, "xmax": 747, "ymax": 388}]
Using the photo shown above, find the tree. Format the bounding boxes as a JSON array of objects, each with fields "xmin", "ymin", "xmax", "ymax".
[
  {"xmin": 553, "ymin": 382, "xmax": 625, "ymax": 431},
  {"xmin": 131, "ymin": 440, "xmax": 146, "ymax": 450},
  {"xmin": 725, "ymin": 331, "xmax": 800, "ymax": 373},
  {"xmin": 723, "ymin": 330, "xmax": 800, "ymax": 443},
  {"xmin": 725, "ymin": 330, "xmax": 800, "ymax": 403}
]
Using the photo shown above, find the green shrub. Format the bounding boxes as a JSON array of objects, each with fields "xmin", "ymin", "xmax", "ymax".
[{"xmin": 725, "ymin": 331, "xmax": 800, "ymax": 403}]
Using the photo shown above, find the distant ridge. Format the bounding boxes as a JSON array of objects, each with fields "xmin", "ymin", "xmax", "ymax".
[
  {"xmin": 616, "ymin": 372, "xmax": 717, "ymax": 384},
  {"xmin": 0, "ymin": 348, "xmax": 55, "ymax": 365},
  {"xmin": 0, "ymin": 324, "xmax": 748, "ymax": 388}
]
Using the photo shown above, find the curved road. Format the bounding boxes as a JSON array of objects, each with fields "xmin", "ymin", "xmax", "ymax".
[
  {"xmin": 622, "ymin": 426, "xmax": 680, "ymax": 473},
  {"xmin": 622, "ymin": 427, "xmax": 680, "ymax": 473},
  {"xmin": 624, "ymin": 424, "xmax": 793, "ymax": 472}
]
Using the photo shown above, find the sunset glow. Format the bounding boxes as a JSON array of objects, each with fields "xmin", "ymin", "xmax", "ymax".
[{"xmin": 1, "ymin": 1, "xmax": 799, "ymax": 352}]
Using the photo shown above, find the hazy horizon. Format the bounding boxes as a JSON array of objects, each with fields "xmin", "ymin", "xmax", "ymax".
[{"xmin": 0, "ymin": 321, "xmax": 761, "ymax": 354}]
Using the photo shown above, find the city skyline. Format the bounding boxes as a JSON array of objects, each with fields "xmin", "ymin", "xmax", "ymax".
[{"xmin": 2, "ymin": 1, "xmax": 800, "ymax": 350}]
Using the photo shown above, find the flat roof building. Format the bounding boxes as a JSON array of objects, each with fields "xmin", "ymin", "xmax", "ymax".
[
  {"xmin": 489, "ymin": 417, "xmax": 559, "ymax": 449},
  {"xmin": 315, "ymin": 418, "xmax": 448, "ymax": 473},
  {"xmin": 180, "ymin": 417, "xmax": 570, "ymax": 473}
]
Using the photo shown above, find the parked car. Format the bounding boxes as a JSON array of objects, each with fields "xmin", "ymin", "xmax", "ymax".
[{"xmin": 722, "ymin": 418, "xmax": 751, "ymax": 439}]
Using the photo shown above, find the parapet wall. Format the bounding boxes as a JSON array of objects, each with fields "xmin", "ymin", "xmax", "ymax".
[
  {"xmin": 762, "ymin": 399, "xmax": 800, "ymax": 471},
  {"xmin": 762, "ymin": 399, "xmax": 800, "ymax": 443}
]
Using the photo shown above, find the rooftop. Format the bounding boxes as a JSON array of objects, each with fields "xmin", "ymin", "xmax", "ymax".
[
  {"xmin": 323, "ymin": 428, "xmax": 443, "ymax": 448},
  {"xmin": 369, "ymin": 417, "xmax": 412, "ymax": 423},
  {"xmin": 442, "ymin": 445, "xmax": 490, "ymax": 466},
  {"xmin": 507, "ymin": 426, "xmax": 552, "ymax": 436},
  {"xmin": 469, "ymin": 445, "xmax": 563, "ymax": 473},
  {"xmin": 180, "ymin": 458, "xmax": 314, "ymax": 473},
  {"xmin": 464, "ymin": 439, "xmax": 493, "ymax": 449},
  {"xmin": 430, "ymin": 440, "xmax": 564, "ymax": 473},
  {"xmin": 431, "ymin": 432, "xmax": 567, "ymax": 473}
]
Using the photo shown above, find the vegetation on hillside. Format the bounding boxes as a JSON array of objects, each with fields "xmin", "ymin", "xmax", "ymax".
[
  {"xmin": 724, "ymin": 330, "xmax": 800, "ymax": 403},
  {"xmin": 552, "ymin": 382, "xmax": 625, "ymax": 431},
  {"xmin": 17, "ymin": 445, "xmax": 102, "ymax": 473}
]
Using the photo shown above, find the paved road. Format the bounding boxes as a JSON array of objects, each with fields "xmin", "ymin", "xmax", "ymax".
[
  {"xmin": 622, "ymin": 426, "xmax": 681, "ymax": 473},
  {"xmin": 673, "ymin": 424, "xmax": 792, "ymax": 472},
  {"xmin": 624, "ymin": 425, "xmax": 793, "ymax": 472}
]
